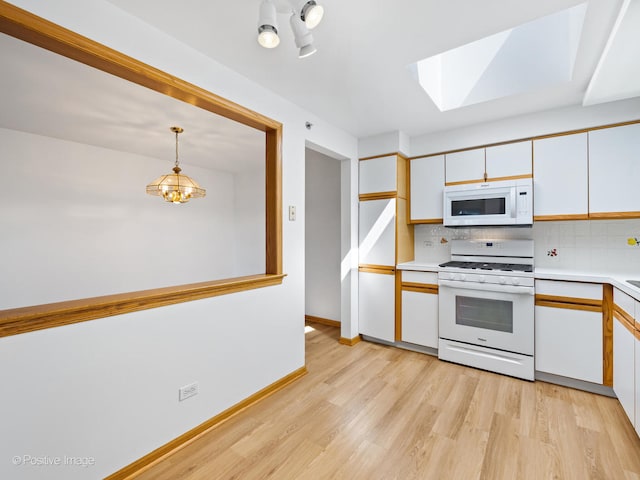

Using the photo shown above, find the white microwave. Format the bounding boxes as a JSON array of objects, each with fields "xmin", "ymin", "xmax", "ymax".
[{"xmin": 443, "ymin": 179, "xmax": 533, "ymax": 226}]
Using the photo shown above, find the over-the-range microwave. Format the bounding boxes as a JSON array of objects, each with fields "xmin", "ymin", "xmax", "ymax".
[{"xmin": 443, "ymin": 178, "xmax": 533, "ymax": 227}]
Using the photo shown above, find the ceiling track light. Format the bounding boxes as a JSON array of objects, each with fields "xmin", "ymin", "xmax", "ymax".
[
  {"xmin": 298, "ymin": 0, "xmax": 324, "ymax": 29},
  {"xmin": 256, "ymin": 0, "xmax": 323, "ymax": 58},
  {"xmin": 290, "ymin": 14, "xmax": 316, "ymax": 58},
  {"xmin": 257, "ymin": 0, "xmax": 280, "ymax": 48}
]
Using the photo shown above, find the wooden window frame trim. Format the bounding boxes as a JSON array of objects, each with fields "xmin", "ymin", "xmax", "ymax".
[{"xmin": 0, "ymin": 2, "xmax": 284, "ymax": 338}]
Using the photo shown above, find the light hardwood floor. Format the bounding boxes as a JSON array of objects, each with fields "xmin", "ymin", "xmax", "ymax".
[{"xmin": 136, "ymin": 323, "xmax": 640, "ymax": 480}]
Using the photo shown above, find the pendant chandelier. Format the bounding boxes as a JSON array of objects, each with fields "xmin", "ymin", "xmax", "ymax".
[{"xmin": 146, "ymin": 126, "xmax": 206, "ymax": 204}]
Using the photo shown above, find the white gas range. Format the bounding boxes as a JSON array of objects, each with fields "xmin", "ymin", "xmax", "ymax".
[{"xmin": 437, "ymin": 239, "xmax": 535, "ymax": 380}]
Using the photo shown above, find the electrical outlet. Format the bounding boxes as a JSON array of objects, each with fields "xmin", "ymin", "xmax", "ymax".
[
  {"xmin": 289, "ymin": 205, "xmax": 296, "ymax": 221},
  {"xmin": 179, "ymin": 382, "xmax": 199, "ymax": 401}
]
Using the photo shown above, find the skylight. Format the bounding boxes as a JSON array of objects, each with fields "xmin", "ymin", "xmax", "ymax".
[{"xmin": 409, "ymin": 3, "xmax": 587, "ymax": 111}]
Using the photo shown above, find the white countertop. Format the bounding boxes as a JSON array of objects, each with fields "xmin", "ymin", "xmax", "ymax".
[
  {"xmin": 397, "ymin": 263, "xmax": 640, "ymax": 300},
  {"xmin": 396, "ymin": 261, "xmax": 441, "ymax": 272}
]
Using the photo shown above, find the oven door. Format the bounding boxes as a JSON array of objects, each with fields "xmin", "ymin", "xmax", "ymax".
[{"xmin": 438, "ymin": 279, "xmax": 534, "ymax": 355}]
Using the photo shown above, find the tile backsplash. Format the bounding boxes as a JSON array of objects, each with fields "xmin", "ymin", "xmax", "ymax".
[{"xmin": 414, "ymin": 219, "xmax": 640, "ymax": 273}]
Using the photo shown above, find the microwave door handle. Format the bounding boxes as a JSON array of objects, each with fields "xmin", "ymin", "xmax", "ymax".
[{"xmin": 510, "ymin": 188, "xmax": 516, "ymax": 218}]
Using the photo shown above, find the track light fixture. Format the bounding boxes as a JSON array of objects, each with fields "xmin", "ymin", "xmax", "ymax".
[
  {"xmin": 257, "ymin": 0, "xmax": 324, "ymax": 58},
  {"xmin": 290, "ymin": 14, "xmax": 316, "ymax": 58},
  {"xmin": 258, "ymin": 0, "xmax": 280, "ymax": 48}
]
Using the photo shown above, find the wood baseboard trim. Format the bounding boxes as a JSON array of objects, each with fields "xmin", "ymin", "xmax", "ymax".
[
  {"xmin": 105, "ymin": 366, "xmax": 307, "ymax": 480},
  {"xmin": 339, "ymin": 335, "xmax": 361, "ymax": 346},
  {"xmin": 305, "ymin": 315, "xmax": 340, "ymax": 328}
]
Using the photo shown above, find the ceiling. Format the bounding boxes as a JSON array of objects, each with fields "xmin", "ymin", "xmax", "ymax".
[
  {"xmin": 0, "ymin": 32, "xmax": 265, "ymax": 174},
  {"xmin": 103, "ymin": 0, "xmax": 637, "ymax": 139}
]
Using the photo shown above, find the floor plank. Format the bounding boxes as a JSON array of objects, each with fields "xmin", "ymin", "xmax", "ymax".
[{"xmin": 135, "ymin": 322, "xmax": 640, "ymax": 480}]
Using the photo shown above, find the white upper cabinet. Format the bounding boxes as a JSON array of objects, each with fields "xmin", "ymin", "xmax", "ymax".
[
  {"xmin": 359, "ymin": 155, "xmax": 397, "ymax": 195},
  {"xmin": 485, "ymin": 140, "xmax": 532, "ymax": 180},
  {"xmin": 358, "ymin": 198, "xmax": 396, "ymax": 266},
  {"xmin": 533, "ymin": 133, "xmax": 588, "ymax": 218},
  {"xmin": 445, "ymin": 148, "xmax": 484, "ymax": 184},
  {"xmin": 445, "ymin": 142, "xmax": 532, "ymax": 184},
  {"xmin": 409, "ymin": 155, "xmax": 444, "ymax": 222},
  {"xmin": 589, "ymin": 123, "xmax": 640, "ymax": 216}
]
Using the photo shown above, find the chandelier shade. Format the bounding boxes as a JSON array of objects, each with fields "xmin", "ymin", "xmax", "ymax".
[{"xmin": 146, "ymin": 127, "xmax": 206, "ymax": 204}]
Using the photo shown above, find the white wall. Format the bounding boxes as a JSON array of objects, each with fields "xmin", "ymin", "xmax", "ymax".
[
  {"xmin": 411, "ymin": 97, "xmax": 640, "ymax": 156},
  {"xmin": 305, "ymin": 149, "xmax": 341, "ymax": 322},
  {"xmin": 233, "ymin": 166, "xmax": 266, "ymax": 277},
  {"xmin": 0, "ymin": 1, "xmax": 359, "ymax": 479},
  {"xmin": 0, "ymin": 128, "xmax": 260, "ymax": 309}
]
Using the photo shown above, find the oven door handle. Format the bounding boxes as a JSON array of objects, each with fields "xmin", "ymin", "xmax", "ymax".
[{"xmin": 438, "ymin": 279, "xmax": 534, "ymax": 295}]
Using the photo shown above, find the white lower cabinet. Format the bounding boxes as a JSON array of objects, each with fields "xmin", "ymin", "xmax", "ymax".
[
  {"xmin": 614, "ymin": 316, "xmax": 635, "ymax": 426},
  {"xmin": 613, "ymin": 288, "xmax": 636, "ymax": 428},
  {"xmin": 635, "ymin": 324, "xmax": 640, "ymax": 435},
  {"xmin": 358, "ymin": 271, "xmax": 395, "ymax": 342},
  {"xmin": 535, "ymin": 305, "xmax": 603, "ymax": 383},
  {"xmin": 401, "ymin": 271, "xmax": 438, "ymax": 348},
  {"xmin": 535, "ymin": 280, "xmax": 603, "ymax": 384}
]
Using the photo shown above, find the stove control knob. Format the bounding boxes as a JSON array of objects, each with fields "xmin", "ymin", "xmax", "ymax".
[
  {"xmin": 511, "ymin": 277, "xmax": 521, "ymax": 286},
  {"xmin": 478, "ymin": 275, "xmax": 486, "ymax": 283},
  {"xmin": 499, "ymin": 276, "xmax": 507, "ymax": 285}
]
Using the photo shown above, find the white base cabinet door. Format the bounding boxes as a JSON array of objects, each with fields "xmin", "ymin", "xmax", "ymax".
[
  {"xmin": 535, "ymin": 305, "xmax": 603, "ymax": 384},
  {"xmin": 401, "ymin": 290, "xmax": 438, "ymax": 348},
  {"xmin": 359, "ymin": 271, "xmax": 395, "ymax": 342},
  {"xmin": 635, "ymin": 329, "xmax": 640, "ymax": 436},
  {"xmin": 614, "ymin": 317, "xmax": 635, "ymax": 426}
]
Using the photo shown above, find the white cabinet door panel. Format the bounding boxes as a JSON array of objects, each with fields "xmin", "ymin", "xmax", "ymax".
[
  {"xmin": 635, "ymin": 327, "xmax": 639, "ymax": 435},
  {"xmin": 535, "ymin": 280, "xmax": 602, "ymax": 300},
  {"xmin": 410, "ymin": 155, "xmax": 444, "ymax": 221},
  {"xmin": 445, "ymin": 148, "xmax": 484, "ymax": 184},
  {"xmin": 401, "ymin": 290, "xmax": 438, "ymax": 348},
  {"xmin": 533, "ymin": 133, "xmax": 588, "ymax": 217},
  {"xmin": 535, "ymin": 305, "xmax": 603, "ymax": 384},
  {"xmin": 589, "ymin": 123, "xmax": 640, "ymax": 214},
  {"xmin": 359, "ymin": 199, "xmax": 396, "ymax": 266},
  {"xmin": 614, "ymin": 317, "xmax": 635, "ymax": 425},
  {"xmin": 359, "ymin": 271, "xmax": 395, "ymax": 342},
  {"xmin": 359, "ymin": 155, "xmax": 397, "ymax": 195},
  {"xmin": 486, "ymin": 140, "xmax": 532, "ymax": 179}
]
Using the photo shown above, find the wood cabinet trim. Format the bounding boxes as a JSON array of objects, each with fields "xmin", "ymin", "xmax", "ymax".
[
  {"xmin": 408, "ymin": 218, "xmax": 443, "ymax": 225},
  {"xmin": 602, "ymin": 284, "xmax": 613, "ymax": 387},
  {"xmin": 613, "ymin": 304, "xmax": 635, "ymax": 332},
  {"xmin": 401, "ymin": 282, "xmax": 438, "ymax": 294},
  {"xmin": 0, "ymin": 274, "xmax": 286, "ymax": 338},
  {"xmin": 534, "ymin": 214, "xmax": 590, "ymax": 222},
  {"xmin": 359, "ymin": 191, "xmax": 397, "ymax": 201},
  {"xmin": 589, "ymin": 211, "xmax": 640, "ymax": 220},
  {"xmin": 359, "ymin": 152, "xmax": 399, "ymax": 161},
  {"xmin": 535, "ymin": 294, "xmax": 602, "ymax": 309},
  {"xmin": 358, "ymin": 265, "xmax": 396, "ymax": 275},
  {"xmin": 535, "ymin": 300, "xmax": 601, "ymax": 313}
]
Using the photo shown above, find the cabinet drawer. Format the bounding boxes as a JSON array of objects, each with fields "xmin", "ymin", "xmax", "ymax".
[
  {"xmin": 614, "ymin": 288, "xmax": 635, "ymax": 319},
  {"xmin": 535, "ymin": 280, "xmax": 602, "ymax": 300},
  {"xmin": 402, "ymin": 271, "xmax": 438, "ymax": 285}
]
